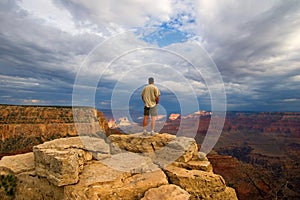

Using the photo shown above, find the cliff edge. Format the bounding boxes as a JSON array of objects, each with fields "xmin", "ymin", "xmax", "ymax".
[
  {"xmin": 0, "ymin": 133, "xmax": 238, "ymax": 200},
  {"xmin": 0, "ymin": 105, "xmax": 112, "ymax": 158}
]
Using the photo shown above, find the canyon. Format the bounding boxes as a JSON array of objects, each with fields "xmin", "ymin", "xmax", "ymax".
[
  {"xmin": 0, "ymin": 131, "xmax": 237, "ymax": 199},
  {"xmin": 1, "ymin": 105, "xmax": 300, "ymax": 199},
  {"xmin": 0, "ymin": 105, "xmax": 121, "ymax": 158},
  {"xmin": 161, "ymin": 111, "xmax": 300, "ymax": 200}
]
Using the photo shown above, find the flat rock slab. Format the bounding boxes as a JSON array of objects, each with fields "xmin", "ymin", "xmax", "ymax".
[
  {"xmin": 108, "ymin": 133, "xmax": 176, "ymax": 154},
  {"xmin": 101, "ymin": 152, "xmax": 159, "ymax": 173},
  {"xmin": 35, "ymin": 136, "xmax": 110, "ymax": 155}
]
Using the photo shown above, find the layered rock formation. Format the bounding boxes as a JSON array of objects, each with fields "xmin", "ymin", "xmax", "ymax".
[
  {"xmin": 0, "ymin": 133, "xmax": 237, "ymax": 200},
  {"xmin": 160, "ymin": 111, "xmax": 300, "ymax": 199},
  {"xmin": 0, "ymin": 105, "xmax": 113, "ymax": 158},
  {"xmin": 161, "ymin": 112, "xmax": 300, "ymax": 137}
]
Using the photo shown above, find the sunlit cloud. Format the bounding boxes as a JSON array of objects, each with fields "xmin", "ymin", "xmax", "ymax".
[{"xmin": 0, "ymin": 0, "xmax": 299, "ymax": 111}]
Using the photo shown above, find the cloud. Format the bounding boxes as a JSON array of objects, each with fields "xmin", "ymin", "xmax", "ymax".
[
  {"xmin": 0, "ymin": 0, "xmax": 107, "ymax": 105},
  {"xmin": 194, "ymin": 0, "xmax": 300, "ymax": 110},
  {"xmin": 0, "ymin": 0, "xmax": 300, "ymax": 111}
]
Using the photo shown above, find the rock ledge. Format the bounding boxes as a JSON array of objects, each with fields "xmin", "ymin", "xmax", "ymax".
[{"xmin": 0, "ymin": 133, "xmax": 238, "ymax": 200}]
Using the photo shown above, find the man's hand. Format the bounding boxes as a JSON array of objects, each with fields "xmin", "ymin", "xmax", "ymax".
[{"xmin": 155, "ymin": 96, "xmax": 160, "ymax": 104}]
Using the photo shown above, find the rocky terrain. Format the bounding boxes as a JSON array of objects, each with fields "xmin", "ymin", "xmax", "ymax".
[
  {"xmin": 0, "ymin": 105, "xmax": 119, "ymax": 158},
  {"xmin": 161, "ymin": 111, "xmax": 300, "ymax": 200},
  {"xmin": 0, "ymin": 133, "xmax": 237, "ymax": 200},
  {"xmin": 1, "ymin": 105, "xmax": 300, "ymax": 199}
]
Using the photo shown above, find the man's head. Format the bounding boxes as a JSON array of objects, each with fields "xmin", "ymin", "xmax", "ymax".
[{"xmin": 148, "ymin": 77, "xmax": 154, "ymax": 84}]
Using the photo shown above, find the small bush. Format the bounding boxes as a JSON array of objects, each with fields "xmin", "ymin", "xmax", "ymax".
[{"xmin": 0, "ymin": 173, "xmax": 16, "ymax": 196}]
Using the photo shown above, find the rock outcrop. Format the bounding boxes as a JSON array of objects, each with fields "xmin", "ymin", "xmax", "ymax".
[
  {"xmin": 0, "ymin": 133, "xmax": 238, "ymax": 200},
  {"xmin": 0, "ymin": 105, "xmax": 114, "ymax": 158}
]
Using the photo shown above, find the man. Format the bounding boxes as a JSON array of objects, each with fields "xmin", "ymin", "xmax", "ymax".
[{"xmin": 141, "ymin": 77, "xmax": 160, "ymax": 135}]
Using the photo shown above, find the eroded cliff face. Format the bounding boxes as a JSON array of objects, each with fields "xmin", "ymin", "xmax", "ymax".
[
  {"xmin": 161, "ymin": 112, "xmax": 300, "ymax": 199},
  {"xmin": 0, "ymin": 133, "xmax": 238, "ymax": 200},
  {"xmin": 0, "ymin": 105, "xmax": 111, "ymax": 158}
]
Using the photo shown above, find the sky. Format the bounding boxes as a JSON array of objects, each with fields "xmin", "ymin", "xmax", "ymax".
[{"xmin": 0, "ymin": 0, "xmax": 300, "ymax": 113}]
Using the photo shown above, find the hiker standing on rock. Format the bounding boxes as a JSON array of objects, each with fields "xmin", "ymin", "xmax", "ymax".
[{"xmin": 141, "ymin": 77, "xmax": 160, "ymax": 135}]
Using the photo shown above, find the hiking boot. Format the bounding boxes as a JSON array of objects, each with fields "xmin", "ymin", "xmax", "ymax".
[{"xmin": 150, "ymin": 131, "xmax": 156, "ymax": 135}]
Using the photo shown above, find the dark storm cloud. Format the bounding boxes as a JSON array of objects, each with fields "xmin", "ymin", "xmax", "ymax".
[
  {"xmin": 0, "ymin": 0, "xmax": 299, "ymax": 111},
  {"xmin": 0, "ymin": 0, "xmax": 105, "ymax": 105},
  {"xmin": 197, "ymin": 0, "xmax": 300, "ymax": 111}
]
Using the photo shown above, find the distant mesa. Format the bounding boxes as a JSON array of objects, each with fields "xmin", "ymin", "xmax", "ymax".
[
  {"xmin": 118, "ymin": 117, "xmax": 131, "ymax": 126},
  {"xmin": 108, "ymin": 115, "xmax": 166, "ymax": 129},
  {"xmin": 108, "ymin": 111, "xmax": 212, "ymax": 128},
  {"xmin": 183, "ymin": 110, "xmax": 212, "ymax": 119},
  {"xmin": 108, "ymin": 119, "xmax": 117, "ymax": 128},
  {"xmin": 169, "ymin": 113, "xmax": 180, "ymax": 120},
  {"xmin": 193, "ymin": 110, "xmax": 212, "ymax": 116},
  {"xmin": 108, "ymin": 117, "xmax": 135, "ymax": 128},
  {"xmin": 168, "ymin": 110, "xmax": 212, "ymax": 121}
]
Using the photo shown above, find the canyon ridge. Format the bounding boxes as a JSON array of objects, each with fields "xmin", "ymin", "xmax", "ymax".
[{"xmin": 0, "ymin": 105, "xmax": 237, "ymax": 199}]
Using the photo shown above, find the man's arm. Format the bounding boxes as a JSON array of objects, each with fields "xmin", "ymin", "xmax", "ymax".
[
  {"xmin": 141, "ymin": 88, "xmax": 145, "ymax": 104},
  {"xmin": 155, "ymin": 87, "xmax": 160, "ymax": 104},
  {"xmin": 155, "ymin": 95, "xmax": 160, "ymax": 104}
]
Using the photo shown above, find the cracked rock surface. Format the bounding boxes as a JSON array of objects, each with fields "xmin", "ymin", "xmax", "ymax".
[{"xmin": 0, "ymin": 133, "xmax": 238, "ymax": 200}]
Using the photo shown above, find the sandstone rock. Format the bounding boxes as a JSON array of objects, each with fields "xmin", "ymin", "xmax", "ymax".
[
  {"xmin": 34, "ymin": 148, "xmax": 82, "ymax": 186},
  {"xmin": 173, "ymin": 160, "xmax": 213, "ymax": 172},
  {"xmin": 14, "ymin": 171, "xmax": 64, "ymax": 200},
  {"xmin": 101, "ymin": 152, "xmax": 159, "ymax": 173},
  {"xmin": 208, "ymin": 186, "xmax": 239, "ymax": 200},
  {"xmin": 0, "ymin": 152, "xmax": 34, "ymax": 174},
  {"xmin": 108, "ymin": 133, "xmax": 199, "ymax": 168},
  {"xmin": 152, "ymin": 136, "xmax": 198, "ymax": 168},
  {"xmin": 197, "ymin": 151, "xmax": 209, "ymax": 161},
  {"xmin": 141, "ymin": 184, "xmax": 190, "ymax": 200},
  {"xmin": 0, "ymin": 105, "xmax": 110, "ymax": 158},
  {"xmin": 170, "ymin": 137, "xmax": 198, "ymax": 163},
  {"xmin": 163, "ymin": 165, "xmax": 237, "ymax": 199},
  {"xmin": 0, "ymin": 133, "xmax": 238, "ymax": 200},
  {"xmin": 108, "ymin": 133, "xmax": 176, "ymax": 154},
  {"xmin": 0, "ymin": 153, "xmax": 63, "ymax": 200},
  {"xmin": 33, "ymin": 136, "xmax": 108, "ymax": 186},
  {"xmin": 64, "ymin": 161, "xmax": 169, "ymax": 200}
]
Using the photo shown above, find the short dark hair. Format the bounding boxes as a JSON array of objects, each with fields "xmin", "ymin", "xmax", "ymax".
[{"xmin": 148, "ymin": 77, "xmax": 154, "ymax": 84}]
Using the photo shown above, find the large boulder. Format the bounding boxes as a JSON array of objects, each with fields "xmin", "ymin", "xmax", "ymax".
[
  {"xmin": 163, "ymin": 165, "xmax": 238, "ymax": 200},
  {"xmin": 0, "ymin": 153, "xmax": 63, "ymax": 200},
  {"xmin": 33, "ymin": 137, "xmax": 100, "ymax": 186},
  {"xmin": 152, "ymin": 136, "xmax": 198, "ymax": 167}
]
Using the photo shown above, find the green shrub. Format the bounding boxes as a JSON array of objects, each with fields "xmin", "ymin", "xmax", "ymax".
[{"xmin": 0, "ymin": 173, "xmax": 16, "ymax": 196}]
